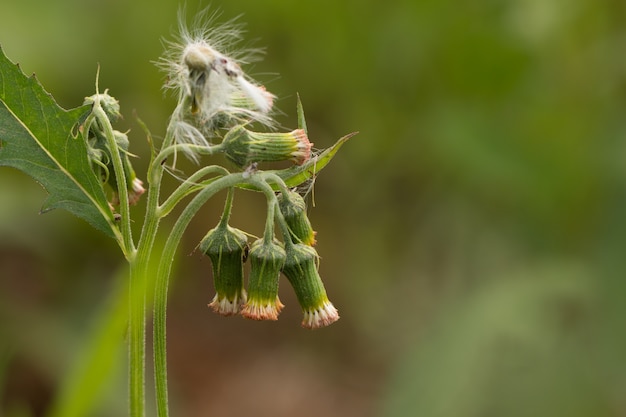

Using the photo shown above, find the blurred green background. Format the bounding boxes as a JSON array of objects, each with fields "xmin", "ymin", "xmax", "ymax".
[{"xmin": 2, "ymin": 0, "xmax": 626, "ymax": 416}]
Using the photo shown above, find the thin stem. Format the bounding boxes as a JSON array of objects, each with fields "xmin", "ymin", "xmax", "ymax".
[
  {"xmin": 158, "ymin": 165, "xmax": 230, "ymax": 217},
  {"xmin": 93, "ymin": 104, "xmax": 135, "ymax": 256},
  {"xmin": 251, "ymin": 177, "xmax": 295, "ymax": 250},
  {"xmin": 262, "ymin": 191, "xmax": 277, "ymax": 244},
  {"xmin": 262, "ymin": 172, "xmax": 291, "ymax": 197},
  {"xmin": 219, "ymin": 187, "xmax": 235, "ymax": 227},
  {"xmin": 153, "ymin": 173, "xmax": 246, "ymax": 417},
  {"xmin": 150, "ymin": 143, "xmax": 225, "ymax": 180}
]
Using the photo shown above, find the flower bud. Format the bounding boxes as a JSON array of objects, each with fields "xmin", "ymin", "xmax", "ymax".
[
  {"xmin": 199, "ymin": 223, "xmax": 248, "ymax": 316},
  {"xmin": 282, "ymin": 244, "xmax": 339, "ymax": 329},
  {"xmin": 107, "ymin": 131, "xmax": 145, "ymax": 206},
  {"xmin": 84, "ymin": 92, "xmax": 122, "ymax": 123},
  {"xmin": 222, "ymin": 125, "xmax": 312, "ymax": 168},
  {"xmin": 278, "ymin": 191, "xmax": 317, "ymax": 246},
  {"xmin": 241, "ymin": 239, "xmax": 286, "ymax": 321}
]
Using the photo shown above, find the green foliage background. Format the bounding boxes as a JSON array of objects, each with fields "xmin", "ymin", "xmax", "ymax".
[{"xmin": 1, "ymin": 0, "xmax": 625, "ymax": 416}]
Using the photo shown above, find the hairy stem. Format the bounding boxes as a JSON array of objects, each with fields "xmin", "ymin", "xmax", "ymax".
[
  {"xmin": 93, "ymin": 104, "xmax": 135, "ymax": 256},
  {"xmin": 158, "ymin": 165, "xmax": 230, "ymax": 217},
  {"xmin": 153, "ymin": 172, "xmax": 246, "ymax": 417}
]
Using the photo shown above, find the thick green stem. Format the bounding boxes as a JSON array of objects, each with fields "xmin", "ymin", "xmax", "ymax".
[
  {"xmin": 126, "ymin": 113, "xmax": 179, "ymax": 417},
  {"xmin": 153, "ymin": 172, "xmax": 245, "ymax": 417}
]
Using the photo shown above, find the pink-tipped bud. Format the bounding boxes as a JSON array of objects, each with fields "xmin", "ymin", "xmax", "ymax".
[
  {"xmin": 222, "ymin": 125, "xmax": 312, "ymax": 168},
  {"xmin": 200, "ymin": 223, "xmax": 249, "ymax": 316},
  {"xmin": 241, "ymin": 239, "xmax": 286, "ymax": 321},
  {"xmin": 278, "ymin": 190, "xmax": 317, "ymax": 246},
  {"xmin": 282, "ymin": 244, "xmax": 339, "ymax": 329}
]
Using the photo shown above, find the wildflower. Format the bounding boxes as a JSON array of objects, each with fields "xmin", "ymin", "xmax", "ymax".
[
  {"xmin": 282, "ymin": 244, "xmax": 339, "ymax": 329},
  {"xmin": 222, "ymin": 125, "xmax": 312, "ymax": 168},
  {"xmin": 158, "ymin": 10, "xmax": 275, "ymax": 136},
  {"xmin": 278, "ymin": 190, "xmax": 317, "ymax": 246},
  {"xmin": 200, "ymin": 222, "xmax": 249, "ymax": 316},
  {"xmin": 241, "ymin": 239, "xmax": 286, "ymax": 321}
]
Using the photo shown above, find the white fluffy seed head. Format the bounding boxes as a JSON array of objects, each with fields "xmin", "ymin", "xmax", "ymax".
[{"xmin": 158, "ymin": 8, "xmax": 276, "ymax": 137}]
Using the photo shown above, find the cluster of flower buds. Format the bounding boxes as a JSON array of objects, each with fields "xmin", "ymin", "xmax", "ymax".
[
  {"xmin": 83, "ymin": 92, "xmax": 145, "ymax": 207},
  {"xmin": 200, "ymin": 189, "xmax": 339, "ymax": 329},
  {"xmin": 164, "ymin": 13, "xmax": 339, "ymax": 328}
]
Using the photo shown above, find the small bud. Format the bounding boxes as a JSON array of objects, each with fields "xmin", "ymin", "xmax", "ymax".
[
  {"xmin": 222, "ymin": 125, "xmax": 312, "ymax": 168},
  {"xmin": 278, "ymin": 191, "xmax": 317, "ymax": 246},
  {"xmin": 84, "ymin": 91, "xmax": 122, "ymax": 123},
  {"xmin": 241, "ymin": 239, "xmax": 286, "ymax": 321},
  {"xmin": 200, "ymin": 223, "xmax": 248, "ymax": 316},
  {"xmin": 282, "ymin": 244, "xmax": 339, "ymax": 329},
  {"xmin": 108, "ymin": 131, "xmax": 145, "ymax": 206}
]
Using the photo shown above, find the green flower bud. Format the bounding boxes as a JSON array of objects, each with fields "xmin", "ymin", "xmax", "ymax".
[
  {"xmin": 282, "ymin": 244, "xmax": 339, "ymax": 329},
  {"xmin": 107, "ymin": 131, "xmax": 145, "ymax": 206},
  {"xmin": 222, "ymin": 125, "xmax": 312, "ymax": 168},
  {"xmin": 241, "ymin": 239, "xmax": 286, "ymax": 321},
  {"xmin": 200, "ymin": 223, "xmax": 248, "ymax": 316},
  {"xmin": 84, "ymin": 91, "xmax": 122, "ymax": 123},
  {"xmin": 278, "ymin": 191, "xmax": 317, "ymax": 246},
  {"xmin": 82, "ymin": 95, "xmax": 144, "ymax": 206}
]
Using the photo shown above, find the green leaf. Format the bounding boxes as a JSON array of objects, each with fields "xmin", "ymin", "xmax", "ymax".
[
  {"xmin": 0, "ymin": 46, "xmax": 117, "ymax": 239},
  {"xmin": 296, "ymin": 93, "xmax": 308, "ymax": 135},
  {"xmin": 237, "ymin": 131, "xmax": 358, "ymax": 191}
]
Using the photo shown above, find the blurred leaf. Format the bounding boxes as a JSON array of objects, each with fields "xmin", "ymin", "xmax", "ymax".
[
  {"xmin": 0, "ymin": 46, "xmax": 115, "ymax": 238},
  {"xmin": 47, "ymin": 267, "xmax": 128, "ymax": 417},
  {"xmin": 382, "ymin": 264, "xmax": 595, "ymax": 417}
]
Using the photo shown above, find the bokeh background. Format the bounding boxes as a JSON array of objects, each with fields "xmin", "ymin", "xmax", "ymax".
[{"xmin": 2, "ymin": 0, "xmax": 626, "ymax": 416}]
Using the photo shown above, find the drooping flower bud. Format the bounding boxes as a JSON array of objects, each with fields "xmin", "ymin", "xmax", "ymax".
[
  {"xmin": 241, "ymin": 239, "xmax": 286, "ymax": 321},
  {"xmin": 222, "ymin": 125, "xmax": 312, "ymax": 168},
  {"xmin": 107, "ymin": 131, "xmax": 145, "ymax": 206},
  {"xmin": 278, "ymin": 191, "xmax": 317, "ymax": 246},
  {"xmin": 282, "ymin": 244, "xmax": 339, "ymax": 329},
  {"xmin": 199, "ymin": 223, "xmax": 248, "ymax": 316}
]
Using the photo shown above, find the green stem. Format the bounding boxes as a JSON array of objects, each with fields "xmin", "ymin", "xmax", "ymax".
[
  {"xmin": 93, "ymin": 104, "xmax": 135, "ymax": 256},
  {"xmin": 218, "ymin": 186, "xmax": 235, "ymax": 227},
  {"xmin": 158, "ymin": 166, "xmax": 230, "ymax": 217},
  {"xmin": 126, "ymin": 111, "xmax": 181, "ymax": 417},
  {"xmin": 153, "ymin": 172, "xmax": 245, "ymax": 417},
  {"xmin": 150, "ymin": 143, "xmax": 224, "ymax": 179},
  {"xmin": 252, "ymin": 177, "xmax": 294, "ymax": 249}
]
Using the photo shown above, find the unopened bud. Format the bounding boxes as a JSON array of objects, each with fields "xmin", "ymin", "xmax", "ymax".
[
  {"xmin": 222, "ymin": 125, "xmax": 312, "ymax": 168},
  {"xmin": 282, "ymin": 244, "xmax": 339, "ymax": 329},
  {"xmin": 108, "ymin": 131, "xmax": 145, "ymax": 206},
  {"xmin": 241, "ymin": 239, "xmax": 286, "ymax": 321},
  {"xmin": 84, "ymin": 92, "xmax": 122, "ymax": 123},
  {"xmin": 200, "ymin": 223, "xmax": 248, "ymax": 316},
  {"xmin": 278, "ymin": 191, "xmax": 316, "ymax": 246}
]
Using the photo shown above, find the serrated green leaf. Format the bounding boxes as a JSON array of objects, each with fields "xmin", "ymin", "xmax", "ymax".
[{"xmin": 0, "ymin": 46, "xmax": 117, "ymax": 239}]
